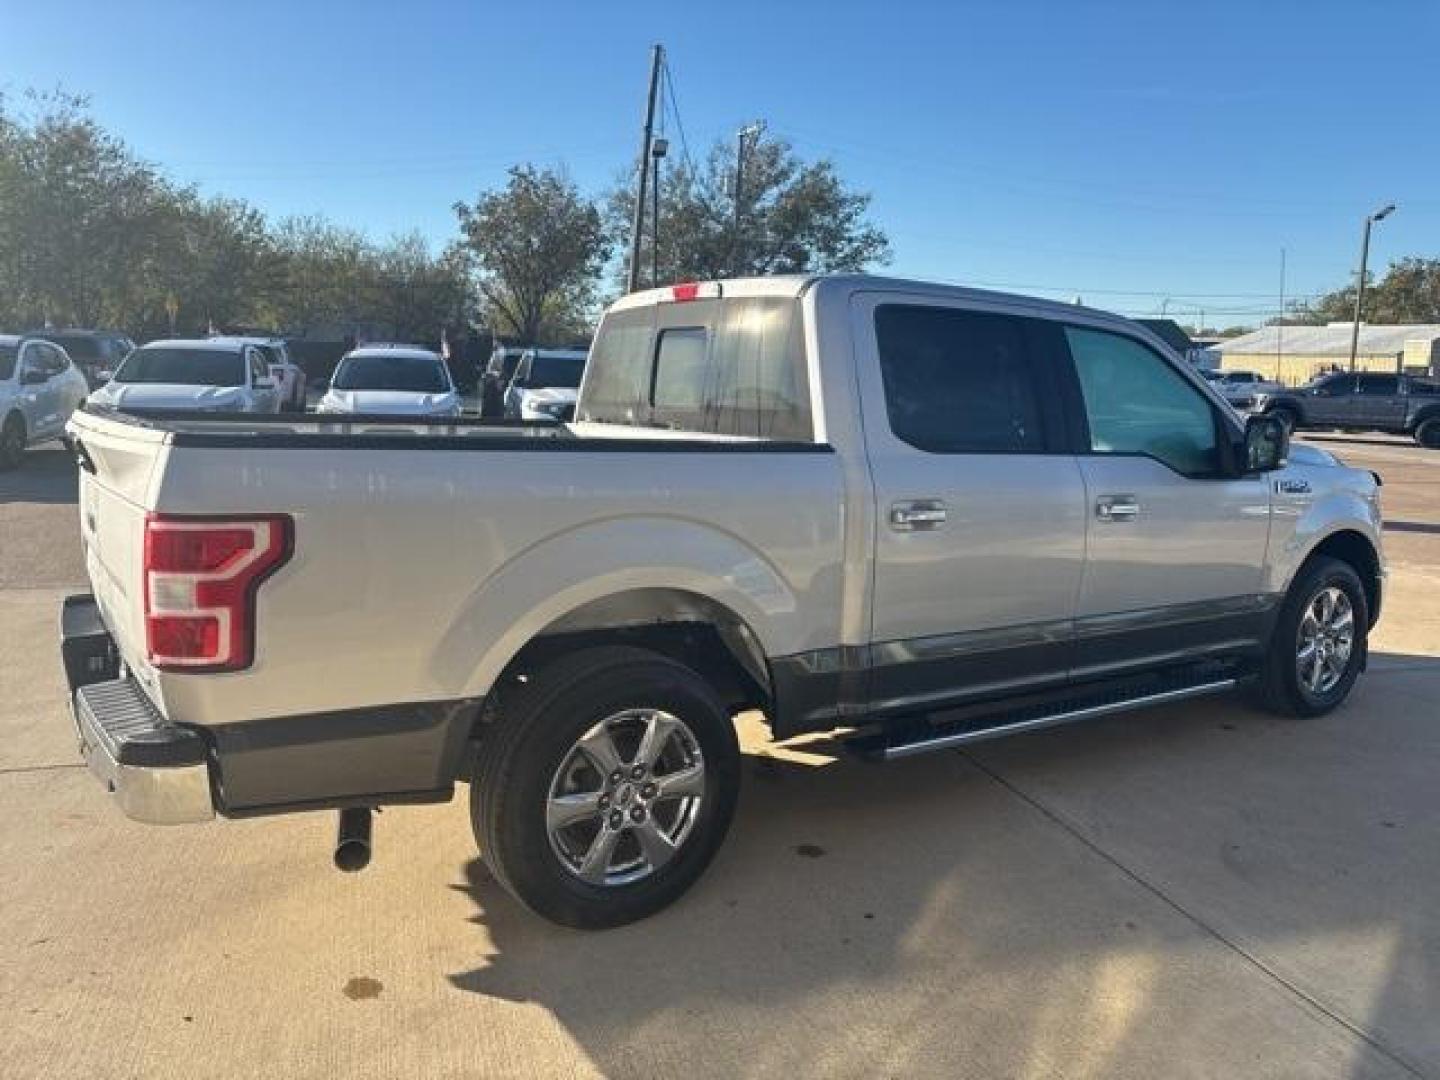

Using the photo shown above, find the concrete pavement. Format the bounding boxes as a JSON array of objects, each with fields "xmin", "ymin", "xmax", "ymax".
[{"xmin": 1, "ymin": 439, "xmax": 1436, "ymax": 1079}]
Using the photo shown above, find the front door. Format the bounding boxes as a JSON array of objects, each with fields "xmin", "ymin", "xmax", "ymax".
[
  {"xmin": 18, "ymin": 342, "xmax": 63, "ymax": 439},
  {"xmin": 856, "ymin": 295, "xmax": 1087, "ymax": 714},
  {"xmin": 1304, "ymin": 373, "xmax": 1356, "ymax": 427},
  {"xmin": 1060, "ymin": 325, "xmax": 1273, "ymax": 678}
]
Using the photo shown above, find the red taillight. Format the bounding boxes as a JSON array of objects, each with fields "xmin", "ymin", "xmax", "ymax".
[
  {"xmin": 143, "ymin": 513, "xmax": 292, "ymax": 671},
  {"xmin": 667, "ymin": 281, "xmax": 721, "ymax": 303}
]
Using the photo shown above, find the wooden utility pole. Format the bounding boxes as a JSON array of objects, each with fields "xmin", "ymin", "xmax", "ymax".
[{"xmin": 627, "ymin": 45, "xmax": 664, "ymax": 293}]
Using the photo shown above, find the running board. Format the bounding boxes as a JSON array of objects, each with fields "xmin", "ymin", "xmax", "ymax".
[{"xmin": 847, "ymin": 675, "xmax": 1239, "ymax": 762}]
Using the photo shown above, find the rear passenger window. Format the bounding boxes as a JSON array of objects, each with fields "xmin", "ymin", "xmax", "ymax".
[
  {"xmin": 1066, "ymin": 326, "xmax": 1220, "ymax": 477},
  {"xmin": 874, "ymin": 305, "xmax": 1044, "ymax": 454}
]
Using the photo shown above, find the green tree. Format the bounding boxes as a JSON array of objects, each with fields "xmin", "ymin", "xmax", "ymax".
[
  {"xmin": 1297, "ymin": 258, "xmax": 1440, "ymax": 325},
  {"xmin": 453, "ymin": 166, "xmax": 609, "ymax": 344},
  {"xmin": 609, "ymin": 131, "xmax": 890, "ymax": 288}
]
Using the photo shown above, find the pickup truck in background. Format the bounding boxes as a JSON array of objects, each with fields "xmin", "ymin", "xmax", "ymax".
[
  {"xmin": 1258, "ymin": 371, "xmax": 1440, "ymax": 447},
  {"xmin": 61, "ymin": 274, "xmax": 1385, "ymax": 928}
]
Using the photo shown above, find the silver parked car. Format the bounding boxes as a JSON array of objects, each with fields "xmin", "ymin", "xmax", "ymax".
[{"xmin": 0, "ymin": 335, "xmax": 90, "ymax": 469}]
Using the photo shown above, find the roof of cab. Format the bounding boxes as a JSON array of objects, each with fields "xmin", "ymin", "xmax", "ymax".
[
  {"xmin": 137, "ymin": 338, "xmax": 244, "ymax": 352},
  {"xmin": 344, "ymin": 345, "xmax": 441, "ymax": 361},
  {"xmin": 606, "ymin": 272, "xmax": 1146, "ymax": 337}
]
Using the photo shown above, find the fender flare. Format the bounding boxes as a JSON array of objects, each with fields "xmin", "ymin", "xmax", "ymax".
[{"xmin": 431, "ymin": 515, "xmax": 811, "ymax": 699}]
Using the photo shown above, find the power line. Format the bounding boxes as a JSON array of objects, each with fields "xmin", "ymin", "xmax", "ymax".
[{"xmin": 660, "ymin": 56, "xmax": 696, "ymax": 175}]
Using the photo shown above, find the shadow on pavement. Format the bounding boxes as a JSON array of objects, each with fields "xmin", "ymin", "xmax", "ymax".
[{"xmin": 447, "ymin": 654, "xmax": 1440, "ymax": 1077}]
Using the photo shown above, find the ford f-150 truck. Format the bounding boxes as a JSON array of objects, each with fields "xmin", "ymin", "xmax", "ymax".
[{"xmin": 60, "ymin": 274, "xmax": 1384, "ymax": 928}]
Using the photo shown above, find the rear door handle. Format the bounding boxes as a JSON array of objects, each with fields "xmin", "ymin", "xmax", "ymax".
[
  {"xmin": 890, "ymin": 500, "xmax": 948, "ymax": 531},
  {"xmin": 1095, "ymin": 495, "xmax": 1139, "ymax": 522}
]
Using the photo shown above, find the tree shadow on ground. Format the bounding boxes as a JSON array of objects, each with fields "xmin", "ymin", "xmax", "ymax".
[{"xmin": 447, "ymin": 655, "xmax": 1439, "ymax": 1078}]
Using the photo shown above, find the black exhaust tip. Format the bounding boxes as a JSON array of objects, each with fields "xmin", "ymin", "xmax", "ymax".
[{"xmin": 334, "ymin": 807, "xmax": 373, "ymax": 872}]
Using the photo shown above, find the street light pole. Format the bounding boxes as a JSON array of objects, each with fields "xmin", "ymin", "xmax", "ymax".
[{"xmin": 1348, "ymin": 203, "xmax": 1396, "ymax": 373}]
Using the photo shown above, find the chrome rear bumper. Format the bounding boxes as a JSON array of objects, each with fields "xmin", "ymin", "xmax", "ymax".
[
  {"xmin": 62, "ymin": 594, "xmax": 214, "ymax": 825},
  {"xmin": 73, "ymin": 680, "xmax": 214, "ymax": 825}
]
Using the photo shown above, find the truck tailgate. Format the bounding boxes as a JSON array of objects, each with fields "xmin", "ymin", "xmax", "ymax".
[{"xmin": 68, "ymin": 410, "xmax": 168, "ymax": 682}]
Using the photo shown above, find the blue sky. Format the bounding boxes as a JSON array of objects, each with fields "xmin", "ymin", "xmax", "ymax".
[{"xmin": 4, "ymin": 0, "xmax": 1437, "ymax": 326}]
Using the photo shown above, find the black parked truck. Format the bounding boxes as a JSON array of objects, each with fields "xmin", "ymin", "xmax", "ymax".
[{"xmin": 1259, "ymin": 372, "xmax": 1440, "ymax": 448}]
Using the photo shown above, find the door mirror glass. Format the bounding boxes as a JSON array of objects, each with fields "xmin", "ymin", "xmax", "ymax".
[
  {"xmin": 94, "ymin": 369, "xmax": 113, "ymax": 384},
  {"xmin": 1244, "ymin": 414, "xmax": 1288, "ymax": 472}
]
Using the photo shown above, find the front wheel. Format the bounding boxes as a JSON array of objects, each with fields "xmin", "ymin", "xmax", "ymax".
[
  {"xmin": 1414, "ymin": 418, "xmax": 1440, "ymax": 449},
  {"xmin": 1267, "ymin": 406, "xmax": 1298, "ymax": 435},
  {"xmin": 471, "ymin": 646, "xmax": 741, "ymax": 929},
  {"xmin": 1256, "ymin": 557, "xmax": 1368, "ymax": 717}
]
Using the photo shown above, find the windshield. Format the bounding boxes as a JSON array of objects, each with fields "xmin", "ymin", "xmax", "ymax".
[
  {"xmin": 332, "ymin": 353, "xmax": 448, "ymax": 393},
  {"xmin": 114, "ymin": 347, "xmax": 245, "ymax": 386},
  {"xmin": 46, "ymin": 335, "xmax": 101, "ymax": 360},
  {"xmin": 524, "ymin": 354, "xmax": 585, "ymax": 389}
]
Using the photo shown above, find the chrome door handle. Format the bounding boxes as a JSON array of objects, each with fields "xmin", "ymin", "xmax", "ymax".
[
  {"xmin": 890, "ymin": 500, "xmax": 948, "ymax": 531},
  {"xmin": 1095, "ymin": 495, "xmax": 1139, "ymax": 522}
]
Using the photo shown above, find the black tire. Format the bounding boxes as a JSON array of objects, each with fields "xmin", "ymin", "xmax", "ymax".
[
  {"xmin": 0, "ymin": 413, "xmax": 25, "ymax": 471},
  {"xmin": 1256, "ymin": 556, "xmax": 1368, "ymax": 717},
  {"xmin": 471, "ymin": 645, "xmax": 741, "ymax": 929},
  {"xmin": 1414, "ymin": 417, "xmax": 1440, "ymax": 449},
  {"xmin": 1267, "ymin": 406, "xmax": 1299, "ymax": 435}
]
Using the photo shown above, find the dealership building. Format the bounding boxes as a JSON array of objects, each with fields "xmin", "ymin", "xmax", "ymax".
[{"xmin": 1214, "ymin": 323, "xmax": 1440, "ymax": 385}]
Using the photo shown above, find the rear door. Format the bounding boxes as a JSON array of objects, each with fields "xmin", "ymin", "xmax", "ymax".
[
  {"xmin": 1059, "ymin": 324, "xmax": 1272, "ymax": 678},
  {"xmin": 855, "ymin": 295, "xmax": 1086, "ymax": 713}
]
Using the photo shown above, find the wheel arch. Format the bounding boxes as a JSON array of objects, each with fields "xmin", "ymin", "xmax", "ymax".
[
  {"xmin": 1294, "ymin": 528, "xmax": 1383, "ymax": 627},
  {"xmin": 432, "ymin": 515, "xmax": 824, "ymax": 718}
]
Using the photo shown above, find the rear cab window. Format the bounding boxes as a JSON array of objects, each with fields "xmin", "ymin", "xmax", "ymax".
[{"xmin": 578, "ymin": 296, "xmax": 812, "ymax": 440}]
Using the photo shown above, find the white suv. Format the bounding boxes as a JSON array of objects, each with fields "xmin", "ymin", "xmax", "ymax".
[{"xmin": 0, "ymin": 335, "xmax": 90, "ymax": 469}]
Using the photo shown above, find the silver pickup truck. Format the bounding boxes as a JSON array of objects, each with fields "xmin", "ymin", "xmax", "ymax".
[{"xmin": 60, "ymin": 274, "xmax": 1384, "ymax": 928}]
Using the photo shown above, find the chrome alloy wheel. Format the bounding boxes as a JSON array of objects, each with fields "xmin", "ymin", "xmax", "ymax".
[
  {"xmin": 546, "ymin": 710, "xmax": 706, "ymax": 886},
  {"xmin": 1296, "ymin": 586, "xmax": 1355, "ymax": 695}
]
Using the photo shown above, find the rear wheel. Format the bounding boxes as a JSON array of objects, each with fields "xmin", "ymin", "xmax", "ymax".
[
  {"xmin": 1256, "ymin": 557, "xmax": 1368, "ymax": 717},
  {"xmin": 471, "ymin": 646, "xmax": 741, "ymax": 929},
  {"xmin": 1414, "ymin": 418, "xmax": 1440, "ymax": 449},
  {"xmin": 0, "ymin": 414, "xmax": 25, "ymax": 471}
]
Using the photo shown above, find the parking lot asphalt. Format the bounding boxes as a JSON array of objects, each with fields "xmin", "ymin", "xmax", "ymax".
[{"xmin": 1, "ymin": 437, "xmax": 1437, "ymax": 1080}]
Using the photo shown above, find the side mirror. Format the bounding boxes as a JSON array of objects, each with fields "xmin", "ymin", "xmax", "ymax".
[
  {"xmin": 255, "ymin": 378, "xmax": 275, "ymax": 390},
  {"xmin": 20, "ymin": 369, "xmax": 48, "ymax": 386},
  {"xmin": 93, "ymin": 369, "xmax": 113, "ymax": 385},
  {"xmin": 1243, "ymin": 414, "xmax": 1288, "ymax": 473}
]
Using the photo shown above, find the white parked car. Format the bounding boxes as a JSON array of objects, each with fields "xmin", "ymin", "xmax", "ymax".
[
  {"xmin": 210, "ymin": 336, "xmax": 305, "ymax": 411},
  {"xmin": 86, "ymin": 339, "xmax": 283, "ymax": 414},
  {"xmin": 0, "ymin": 335, "xmax": 90, "ymax": 469},
  {"xmin": 504, "ymin": 348, "xmax": 587, "ymax": 420},
  {"xmin": 316, "ymin": 346, "xmax": 461, "ymax": 417}
]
